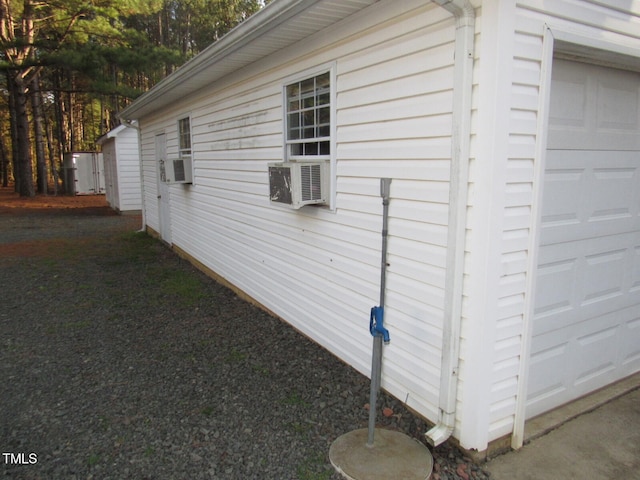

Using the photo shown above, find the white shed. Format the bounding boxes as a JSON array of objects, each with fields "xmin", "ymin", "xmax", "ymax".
[
  {"xmin": 96, "ymin": 124, "xmax": 142, "ymax": 213},
  {"xmin": 62, "ymin": 152, "xmax": 105, "ymax": 195},
  {"xmin": 119, "ymin": 0, "xmax": 640, "ymax": 457}
]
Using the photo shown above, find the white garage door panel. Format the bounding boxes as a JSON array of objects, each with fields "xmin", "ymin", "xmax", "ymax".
[
  {"xmin": 527, "ymin": 58, "xmax": 640, "ymax": 419},
  {"xmin": 534, "ymin": 232, "xmax": 640, "ymax": 335},
  {"xmin": 547, "ymin": 60, "xmax": 640, "ymax": 151},
  {"xmin": 541, "ymin": 150, "xmax": 640, "ymax": 245},
  {"xmin": 528, "ymin": 304, "xmax": 640, "ymax": 411}
]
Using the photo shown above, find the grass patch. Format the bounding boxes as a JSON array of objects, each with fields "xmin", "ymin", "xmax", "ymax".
[
  {"xmin": 120, "ymin": 230, "xmax": 157, "ymax": 250},
  {"xmin": 288, "ymin": 421, "xmax": 312, "ymax": 435},
  {"xmin": 225, "ymin": 348, "xmax": 247, "ymax": 363},
  {"xmin": 296, "ymin": 453, "xmax": 332, "ymax": 480},
  {"xmin": 64, "ymin": 320, "xmax": 91, "ymax": 329},
  {"xmin": 45, "ymin": 320, "xmax": 92, "ymax": 335},
  {"xmin": 251, "ymin": 364, "xmax": 270, "ymax": 376},
  {"xmin": 281, "ymin": 391, "xmax": 309, "ymax": 408},
  {"xmin": 201, "ymin": 406, "xmax": 214, "ymax": 416},
  {"xmin": 160, "ymin": 269, "xmax": 207, "ymax": 306},
  {"xmin": 107, "ymin": 231, "xmax": 160, "ymax": 264}
]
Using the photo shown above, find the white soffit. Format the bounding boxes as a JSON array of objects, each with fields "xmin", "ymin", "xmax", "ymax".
[{"xmin": 120, "ymin": 0, "xmax": 380, "ymax": 120}]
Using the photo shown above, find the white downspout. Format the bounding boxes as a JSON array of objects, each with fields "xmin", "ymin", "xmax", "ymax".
[{"xmin": 425, "ymin": 0, "xmax": 475, "ymax": 447}]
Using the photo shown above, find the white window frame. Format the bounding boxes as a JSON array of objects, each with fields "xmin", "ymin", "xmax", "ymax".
[
  {"xmin": 177, "ymin": 115, "xmax": 194, "ymax": 184},
  {"xmin": 282, "ymin": 63, "xmax": 337, "ymax": 209},
  {"xmin": 177, "ymin": 116, "xmax": 192, "ymax": 160}
]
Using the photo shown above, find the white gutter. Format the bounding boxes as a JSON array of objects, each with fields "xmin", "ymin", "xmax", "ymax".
[{"xmin": 426, "ymin": 0, "xmax": 475, "ymax": 447}]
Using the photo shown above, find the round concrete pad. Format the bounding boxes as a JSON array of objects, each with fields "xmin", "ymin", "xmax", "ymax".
[{"xmin": 329, "ymin": 428, "xmax": 433, "ymax": 480}]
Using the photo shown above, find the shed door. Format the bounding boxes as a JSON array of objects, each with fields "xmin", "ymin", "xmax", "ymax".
[
  {"xmin": 103, "ymin": 143, "xmax": 119, "ymax": 209},
  {"xmin": 155, "ymin": 133, "xmax": 172, "ymax": 245},
  {"xmin": 526, "ymin": 59, "xmax": 640, "ymax": 419}
]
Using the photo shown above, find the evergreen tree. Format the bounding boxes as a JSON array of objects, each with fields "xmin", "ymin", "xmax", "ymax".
[{"xmin": 0, "ymin": 0, "xmax": 265, "ymax": 196}]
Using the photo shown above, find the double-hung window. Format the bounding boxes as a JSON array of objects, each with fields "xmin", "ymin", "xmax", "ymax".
[
  {"xmin": 285, "ymin": 71, "xmax": 331, "ymax": 160},
  {"xmin": 178, "ymin": 117, "xmax": 192, "ymax": 160}
]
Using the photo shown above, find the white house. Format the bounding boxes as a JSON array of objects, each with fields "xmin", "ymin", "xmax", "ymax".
[
  {"xmin": 96, "ymin": 124, "xmax": 142, "ymax": 213},
  {"xmin": 119, "ymin": 0, "xmax": 640, "ymax": 456}
]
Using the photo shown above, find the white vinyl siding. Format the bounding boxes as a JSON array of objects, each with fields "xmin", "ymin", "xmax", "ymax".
[
  {"xmin": 102, "ymin": 140, "xmax": 119, "ymax": 209},
  {"xmin": 468, "ymin": 0, "xmax": 640, "ymax": 448},
  {"xmin": 136, "ymin": 0, "xmax": 453, "ymax": 424},
  {"xmin": 140, "ymin": 123, "xmax": 161, "ymax": 233},
  {"xmin": 115, "ymin": 127, "xmax": 142, "ymax": 212},
  {"xmin": 132, "ymin": 0, "xmax": 640, "ymax": 454}
]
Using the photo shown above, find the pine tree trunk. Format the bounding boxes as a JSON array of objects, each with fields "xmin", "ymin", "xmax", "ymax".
[
  {"xmin": 31, "ymin": 73, "xmax": 48, "ymax": 194},
  {"xmin": 6, "ymin": 73, "xmax": 19, "ymax": 192},
  {"xmin": 0, "ymin": 134, "xmax": 8, "ymax": 187},
  {"xmin": 8, "ymin": 72, "xmax": 34, "ymax": 197}
]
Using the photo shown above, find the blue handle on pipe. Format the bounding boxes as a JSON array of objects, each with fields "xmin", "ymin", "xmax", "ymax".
[{"xmin": 370, "ymin": 306, "xmax": 390, "ymax": 344}]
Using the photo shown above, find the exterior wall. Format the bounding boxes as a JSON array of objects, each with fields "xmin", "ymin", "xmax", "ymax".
[
  {"xmin": 134, "ymin": 0, "xmax": 640, "ymax": 452},
  {"xmin": 457, "ymin": 0, "xmax": 640, "ymax": 451},
  {"xmin": 137, "ymin": 0, "xmax": 455, "ymax": 425},
  {"xmin": 101, "ymin": 126, "xmax": 142, "ymax": 212},
  {"xmin": 114, "ymin": 127, "xmax": 142, "ymax": 212},
  {"xmin": 102, "ymin": 139, "xmax": 120, "ymax": 209},
  {"xmin": 139, "ymin": 124, "xmax": 161, "ymax": 231}
]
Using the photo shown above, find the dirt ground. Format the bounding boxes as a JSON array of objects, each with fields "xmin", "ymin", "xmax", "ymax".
[
  {"xmin": 0, "ymin": 186, "xmax": 138, "ymax": 259},
  {"xmin": 0, "ymin": 186, "xmax": 113, "ymax": 213}
]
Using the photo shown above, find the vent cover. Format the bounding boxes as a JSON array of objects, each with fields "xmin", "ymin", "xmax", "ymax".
[
  {"xmin": 300, "ymin": 163, "xmax": 323, "ymax": 202},
  {"xmin": 173, "ymin": 159, "xmax": 186, "ymax": 182}
]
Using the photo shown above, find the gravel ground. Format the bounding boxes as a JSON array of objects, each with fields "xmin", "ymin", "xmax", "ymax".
[{"xmin": 0, "ymin": 194, "xmax": 491, "ymax": 480}]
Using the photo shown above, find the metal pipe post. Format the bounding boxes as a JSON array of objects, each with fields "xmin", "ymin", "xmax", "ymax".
[{"xmin": 367, "ymin": 178, "xmax": 392, "ymax": 447}]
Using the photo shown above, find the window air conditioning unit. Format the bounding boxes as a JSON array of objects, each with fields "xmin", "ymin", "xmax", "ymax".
[
  {"xmin": 164, "ymin": 156, "xmax": 193, "ymax": 184},
  {"xmin": 268, "ymin": 161, "xmax": 328, "ymax": 209}
]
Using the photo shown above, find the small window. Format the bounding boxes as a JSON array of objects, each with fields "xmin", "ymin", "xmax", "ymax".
[
  {"xmin": 285, "ymin": 71, "xmax": 331, "ymax": 159},
  {"xmin": 178, "ymin": 117, "xmax": 191, "ymax": 158}
]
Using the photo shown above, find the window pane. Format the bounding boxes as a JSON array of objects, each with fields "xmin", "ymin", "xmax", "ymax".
[
  {"xmin": 317, "ymin": 72, "xmax": 330, "ymax": 88},
  {"xmin": 304, "ymin": 142, "xmax": 318, "ymax": 155},
  {"xmin": 285, "ymin": 72, "xmax": 331, "ymax": 157},
  {"xmin": 318, "ymin": 125, "xmax": 330, "ymax": 137},
  {"xmin": 287, "ymin": 84, "xmax": 299, "ymax": 99},
  {"xmin": 302, "ymin": 110, "xmax": 315, "ymax": 127},
  {"xmin": 318, "ymin": 107, "xmax": 330, "ymax": 125},
  {"xmin": 290, "ymin": 143, "xmax": 302, "ymax": 156},
  {"xmin": 179, "ymin": 118, "xmax": 191, "ymax": 152},
  {"xmin": 317, "ymin": 92, "xmax": 330, "ymax": 106},
  {"xmin": 301, "ymin": 78, "xmax": 315, "ymax": 96},
  {"xmin": 288, "ymin": 113, "xmax": 299, "ymax": 129},
  {"xmin": 303, "ymin": 94, "xmax": 315, "ymax": 109}
]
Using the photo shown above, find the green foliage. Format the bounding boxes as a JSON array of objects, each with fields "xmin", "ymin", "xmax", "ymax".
[
  {"xmin": 281, "ymin": 391, "xmax": 310, "ymax": 408},
  {"xmin": 159, "ymin": 269, "xmax": 206, "ymax": 306},
  {"xmin": 1, "ymin": 0, "xmax": 266, "ymax": 193},
  {"xmin": 296, "ymin": 453, "xmax": 333, "ymax": 480}
]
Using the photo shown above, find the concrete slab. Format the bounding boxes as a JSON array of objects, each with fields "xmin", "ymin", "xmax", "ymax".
[
  {"xmin": 329, "ymin": 428, "xmax": 433, "ymax": 480},
  {"xmin": 484, "ymin": 388, "xmax": 640, "ymax": 480}
]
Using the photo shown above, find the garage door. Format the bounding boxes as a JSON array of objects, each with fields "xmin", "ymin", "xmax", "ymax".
[{"xmin": 526, "ymin": 58, "xmax": 640, "ymax": 419}]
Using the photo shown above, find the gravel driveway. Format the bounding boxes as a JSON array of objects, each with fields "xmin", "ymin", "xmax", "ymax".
[{"xmin": 0, "ymin": 193, "xmax": 490, "ymax": 480}]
